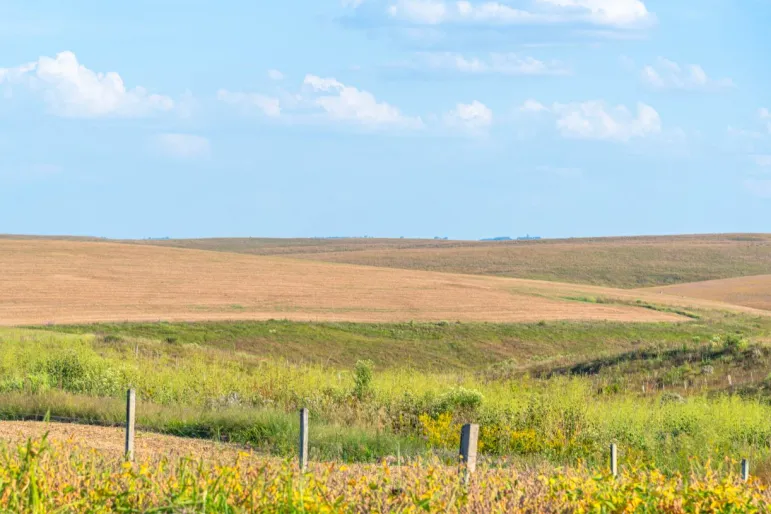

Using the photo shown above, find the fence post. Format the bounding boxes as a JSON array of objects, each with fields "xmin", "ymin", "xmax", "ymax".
[
  {"xmin": 299, "ymin": 408, "xmax": 309, "ymax": 472},
  {"xmin": 459, "ymin": 424, "xmax": 479, "ymax": 485},
  {"xmin": 742, "ymin": 459, "xmax": 750, "ymax": 482},
  {"xmin": 125, "ymin": 389, "xmax": 136, "ymax": 461},
  {"xmin": 609, "ymin": 443, "xmax": 618, "ymax": 478}
]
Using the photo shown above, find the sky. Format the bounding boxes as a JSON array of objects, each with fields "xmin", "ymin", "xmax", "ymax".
[{"xmin": 1, "ymin": 0, "xmax": 770, "ymax": 240}]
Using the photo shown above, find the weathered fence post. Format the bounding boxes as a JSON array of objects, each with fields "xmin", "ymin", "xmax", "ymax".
[
  {"xmin": 299, "ymin": 408, "xmax": 309, "ymax": 472},
  {"xmin": 742, "ymin": 459, "xmax": 750, "ymax": 482},
  {"xmin": 125, "ymin": 389, "xmax": 136, "ymax": 461},
  {"xmin": 459, "ymin": 424, "xmax": 479, "ymax": 485},
  {"xmin": 609, "ymin": 443, "xmax": 618, "ymax": 478}
]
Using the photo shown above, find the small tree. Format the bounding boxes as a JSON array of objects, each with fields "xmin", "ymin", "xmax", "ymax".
[{"xmin": 353, "ymin": 360, "xmax": 374, "ymax": 400}]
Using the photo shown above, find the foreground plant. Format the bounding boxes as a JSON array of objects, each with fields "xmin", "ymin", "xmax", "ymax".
[{"xmin": 0, "ymin": 436, "xmax": 768, "ymax": 513}]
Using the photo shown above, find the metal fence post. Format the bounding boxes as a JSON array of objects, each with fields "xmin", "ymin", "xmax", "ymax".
[
  {"xmin": 610, "ymin": 443, "xmax": 618, "ymax": 478},
  {"xmin": 459, "ymin": 424, "xmax": 479, "ymax": 485},
  {"xmin": 125, "ymin": 389, "xmax": 136, "ymax": 461},
  {"xmin": 299, "ymin": 408, "xmax": 309, "ymax": 472}
]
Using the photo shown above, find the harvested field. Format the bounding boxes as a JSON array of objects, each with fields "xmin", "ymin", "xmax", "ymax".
[
  {"xmin": 0, "ymin": 421, "xmax": 242, "ymax": 462},
  {"xmin": 130, "ymin": 233, "xmax": 771, "ymax": 289},
  {"xmin": 1, "ymin": 239, "xmax": 760, "ymax": 326},
  {"xmin": 643, "ymin": 275, "xmax": 771, "ymax": 311}
]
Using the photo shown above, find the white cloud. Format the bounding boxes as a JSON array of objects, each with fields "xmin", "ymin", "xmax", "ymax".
[
  {"xmin": 520, "ymin": 99, "xmax": 548, "ymax": 112},
  {"xmin": 523, "ymin": 100, "xmax": 662, "ymax": 142},
  {"xmin": 385, "ymin": 0, "xmax": 653, "ymax": 27},
  {"xmin": 641, "ymin": 58, "xmax": 734, "ymax": 91},
  {"xmin": 554, "ymin": 101, "xmax": 661, "ymax": 141},
  {"xmin": 303, "ymin": 74, "xmax": 423, "ymax": 129},
  {"xmin": 343, "ymin": 0, "xmax": 366, "ymax": 6},
  {"xmin": 217, "ymin": 90, "xmax": 282, "ymax": 118},
  {"xmin": 154, "ymin": 134, "xmax": 211, "ymax": 159},
  {"xmin": 218, "ymin": 75, "xmax": 422, "ymax": 131},
  {"xmin": 388, "ymin": 0, "xmax": 448, "ymax": 24},
  {"xmin": 0, "ymin": 51, "xmax": 174, "ymax": 118},
  {"xmin": 268, "ymin": 69, "xmax": 284, "ymax": 81},
  {"xmin": 744, "ymin": 179, "xmax": 771, "ymax": 198},
  {"xmin": 455, "ymin": 1, "xmax": 547, "ymax": 23},
  {"xmin": 537, "ymin": 0, "xmax": 651, "ymax": 26},
  {"xmin": 415, "ymin": 52, "xmax": 569, "ymax": 75},
  {"xmin": 444, "ymin": 100, "xmax": 493, "ymax": 131}
]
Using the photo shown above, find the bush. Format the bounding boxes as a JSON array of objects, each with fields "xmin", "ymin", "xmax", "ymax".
[
  {"xmin": 724, "ymin": 334, "xmax": 749, "ymax": 353},
  {"xmin": 353, "ymin": 360, "xmax": 374, "ymax": 400},
  {"xmin": 433, "ymin": 387, "xmax": 484, "ymax": 415}
]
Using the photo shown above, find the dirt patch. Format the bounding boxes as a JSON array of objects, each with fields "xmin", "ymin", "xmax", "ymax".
[{"xmin": 0, "ymin": 420, "xmax": 243, "ymax": 462}]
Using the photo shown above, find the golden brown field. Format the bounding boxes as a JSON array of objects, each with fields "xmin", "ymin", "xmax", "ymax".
[
  {"xmin": 0, "ymin": 421, "xmax": 240, "ymax": 462},
  {"xmin": 643, "ymin": 275, "xmax": 771, "ymax": 311},
  {"xmin": 2, "ymin": 238, "xmax": 762, "ymax": 327},
  {"xmin": 135, "ymin": 233, "xmax": 771, "ymax": 289}
]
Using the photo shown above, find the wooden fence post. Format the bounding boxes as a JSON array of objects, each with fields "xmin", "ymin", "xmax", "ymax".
[
  {"xmin": 609, "ymin": 443, "xmax": 618, "ymax": 478},
  {"xmin": 299, "ymin": 408, "xmax": 309, "ymax": 472},
  {"xmin": 459, "ymin": 424, "xmax": 479, "ymax": 485},
  {"xmin": 742, "ymin": 459, "xmax": 750, "ymax": 482},
  {"xmin": 125, "ymin": 389, "xmax": 136, "ymax": 461}
]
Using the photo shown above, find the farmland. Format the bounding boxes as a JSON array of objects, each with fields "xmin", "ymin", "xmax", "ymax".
[
  {"xmin": 135, "ymin": 233, "xmax": 771, "ymax": 288},
  {"xmin": 4, "ymin": 238, "xmax": 761, "ymax": 327},
  {"xmin": 2, "ymin": 234, "xmax": 771, "ymax": 511},
  {"xmin": 643, "ymin": 274, "xmax": 771, "ymax": 311}
]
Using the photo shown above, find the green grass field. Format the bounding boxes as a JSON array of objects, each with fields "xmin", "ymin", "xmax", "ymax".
[{"xmin": 4, "ymin": 312, "xmax": 771, "ymax": 471}]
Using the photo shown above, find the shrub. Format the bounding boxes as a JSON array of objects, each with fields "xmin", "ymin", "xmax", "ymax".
[
  {"xmin": 433, "ymin": 387, "xmax": 484, "ymax": 416},
  {"xmin": 353, "ymin": 360, "xmax": 374, "ymax": 400}
]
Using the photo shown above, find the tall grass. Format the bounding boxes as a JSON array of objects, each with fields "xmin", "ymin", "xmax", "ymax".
[
  {"xmin": 2, "ymin": 326, "xmax": 771, "ymax": 470},
  {"xmin": 2, "ymin": 436, "xmax": 768, "ymax": 513}
]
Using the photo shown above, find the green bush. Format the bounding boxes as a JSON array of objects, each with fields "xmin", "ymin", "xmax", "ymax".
[{"xmin": 353, "ymin": 360, "xmax": 374, "ymax": 400}]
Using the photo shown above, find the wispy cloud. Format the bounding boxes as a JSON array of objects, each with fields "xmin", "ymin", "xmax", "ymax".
[
  {"xmin": 402, "ymin": 52, "xmax": 570, "ymax": 76},
  {"xmin": 0, "ymin": 51, "xmax": 174, "ymax": 118},
  {"xmin": 351, "ymin": 0, "xmax": 653, "ymax": 28},
  {"xmin": 537, "ymin": 0, "xmax": 652, "ymax": 27},
  {"xmin": 641, "ymin": 57, "xmax": 734, "ymax": 91},
  {"xmin": 444, "ymin": 100, "xmax": 493, "ymax": 132},
  {"xmin": 154, "ymin": 134, "xmax": 212, "ymax": 159},
  {"xmin": 521, "ymin": 99, "xmax": 662, "ymax": 142},
  {"xmin": 219, "ymin": 72, "xmax": 423, "ymax": 131},
  {"xmin": 217, "ymin": 90, "xmax": 282, "ymax": 118}
]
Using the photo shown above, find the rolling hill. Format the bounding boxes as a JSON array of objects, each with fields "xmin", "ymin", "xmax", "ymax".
[
  {"xmin": 643, "ymin": 275, "xmax": 771, "ymax": 311},
  {"xmin": 132, "ymin": 234, "xmax": 771, "ymax": 289},
  {"xmin": 2, "ymin": 238, "xmax": 762, "ymax": 327}
]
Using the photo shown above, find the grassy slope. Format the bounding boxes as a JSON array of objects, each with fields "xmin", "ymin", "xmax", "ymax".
[
  {"xmin": 5, "ymin": 315, "xmax": 771, "ymax": 468},
  {"xmin": 132, "ymin": 233, "xmax": 771, "ymax": 289},
  {"xmin": 642, "ymin": 275, "xmax": 771, "ymax": 311},
  {"xmin": 40, "ymin": 312, "xmax": 771, "ymax": 371}
]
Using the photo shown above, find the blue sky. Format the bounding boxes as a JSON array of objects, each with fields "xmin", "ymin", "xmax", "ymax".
[{"xmin": 1, "ymin": 0, "xmax": 769, "ymax": 239}]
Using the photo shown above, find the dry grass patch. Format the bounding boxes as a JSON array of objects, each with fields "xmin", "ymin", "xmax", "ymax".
[
  {"xmin": 132, "ymin": 233, "xmax": 771, "ymax": 288},
  {"xmin": 0, "ymin": 421, "xmax": 241, "ymax": 462},
  {"xmin": 0, "ymin": 239, "xmax": 753, "ymax": 326},
  {"xmin": 643, "ymin": 275, "xmax": 771, "ymax": 311}
]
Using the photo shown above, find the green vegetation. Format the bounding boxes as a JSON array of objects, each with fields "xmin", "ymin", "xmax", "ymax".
[
  {"xmin": 3, "ymin": 314, "xmax": 771, "ymax": 472},
  {"xmin": 39, "ymin": 313, "xmax": 769, "ymax": 371}
]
